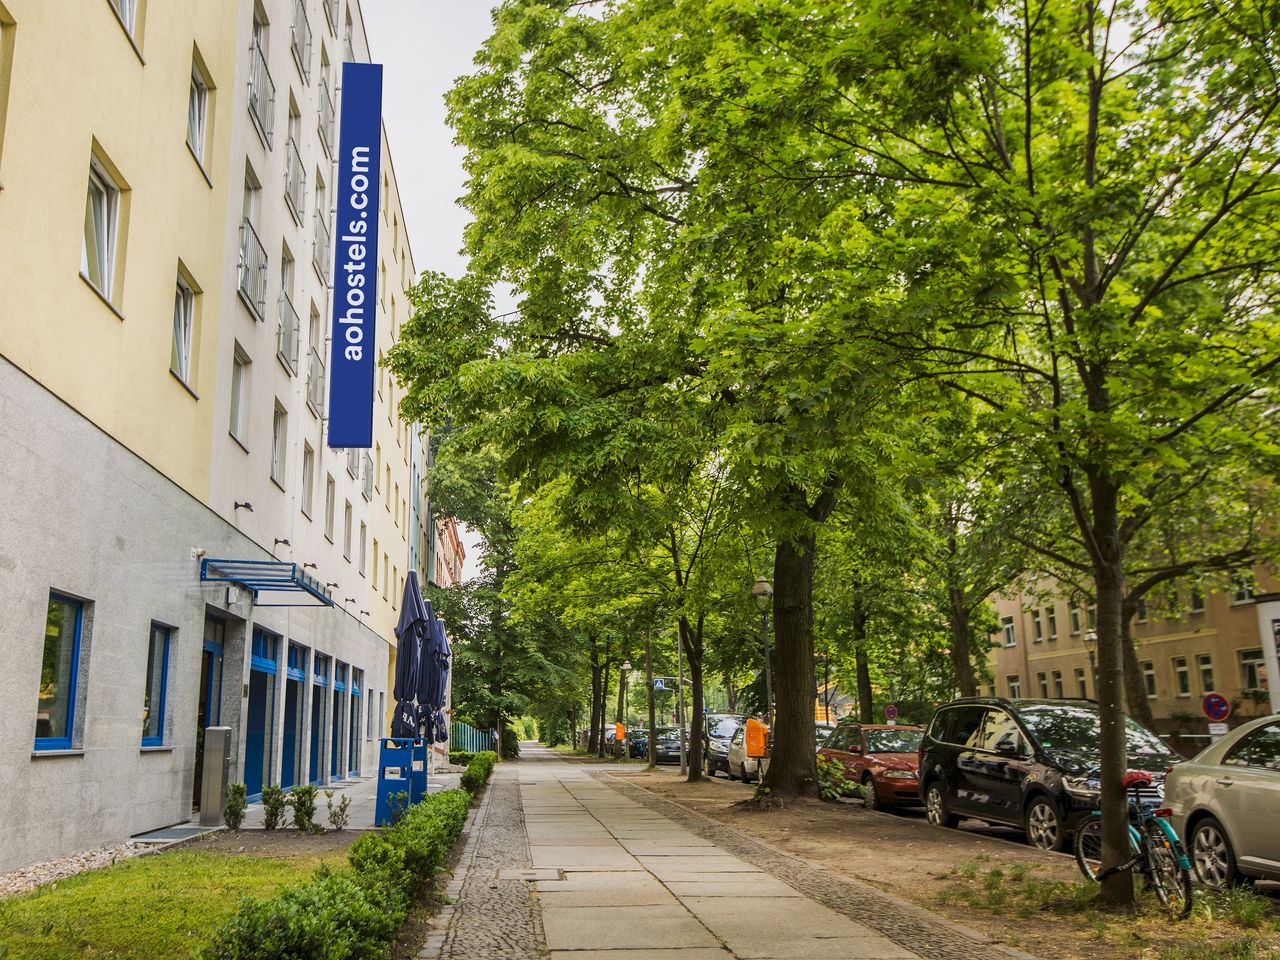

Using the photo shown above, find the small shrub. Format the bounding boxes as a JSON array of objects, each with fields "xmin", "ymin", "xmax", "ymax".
[
  {"xmin": 261, "ymin": 785, "xmax": 288, "ymax": 831},
  {"xmin": 224, "ymin": 783, "xmax": 247, "ymax": 832},
  {"xmin": 387, "ymin": 790, "xmax": 410, "ymax": 826},
  {"xmin": 290, "ymin": 785, "xmax": 322, "ymax": 834},
  {"xmin": 461, "ymin": 751, "xmax": 497, "ymax": 795},
  {"xmin": 326, "ymin": 790, "xmax": 351, "ymax": 831},
  {"xmin": 815, "ymin": 755, "xmax": 856, "ymax": 801},
  {"xmin": 448, "ymin": 751, "xmax": 476, "ymax": 766}
]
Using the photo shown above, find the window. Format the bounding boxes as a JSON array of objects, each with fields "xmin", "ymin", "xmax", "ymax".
[
  {"xmin": 301, "ymin": 442, "xmax": 314, "ymax": 517},
  {"xmin": 239, "ymin": 171, "xmax": 267, "ymax": 318},
  {"xmin": 1222, "ymin": 723, "xmax": 1280, "ymax": 770},
  {"xmin": 1046, "ymin": 608, "xmax": 1057, "ymax": 640},
  {"xmin": 278, "ymin": 248, "xmax": 299, "ymax": 372},
  {"xmin": 35, "ymin": 593, "xmax": 83, "ymax": 749},
  {"xmin": 1075, "ymin": 667, "xmax": 1088, "ymax": 698},
  {"xmin": 248, "ymin": 10, "xmax": 274, "ymax": 143},
  {"xmin": 324, "ymin": 474, "xmax": 335, "ymax": 541},
  {"xmin": 1240, "ymin": 648, "xmax": 1267, "ymax": 690},
  {"xmin": 1232, "ymin": 578, "xmax": 1253, "ymax": 604},
  {"xmin": 359, "ymin": 522, "xmax": 367, "ymax": 576},
  {"xmin": 82, "ymin": 160, "xmax": 120, "ymax": 299},
  {"xmin": 394, "ymin": 483, "xmax": 400, "ymax": 526},
  {"xmin": 382, "ymin": 552, "xmax": 389, "ymax": 596},
  {"xmin": 366, "ymin": 691, "xmax": 373, "ymax": 739},
  {"xmin": 1037, "ymin": 672, "xmax": 1049, "ymax": 698},
  {"xmin": 978, "ymin": 709, "xmax": 1025, "ymax": 755},
  {"xmin": 372, "ymin": 539, "xmax": 379, "ymax": 583},
  {"xmin": 110, "ymin": 0, "xmax": 137, "ymax": 36},
  {"xmin": 375, "ymin": 443, "xmax": 382, "ymax": 487},
  {"xmin": 343, "ymin": 502, "xmax": 352, "ymax": 560},
  {"xmin": 1173, "ymin": 656, "xmax": 1190, "ymax": 697},
  {"xmin": 1142, "ymin": 660, "xmax": 1156, "ymax": 698},
  {"xmin": 142, "ymin": 624, "xmax": 170, "ymax": 746},
  {"xmin": 187, "ymin": 59, "xmax": 209, "ymax": 165},
  {"xmin": 1032, "ymin": 609, "xmax": 1043, "ymax": 643},
  {"xmin": 1136, "ymin": 597, "xmax": 1147, "ymax": 622},
  {"xmin": 1197, "ymin": 654, "xmax": 1214, "ymax": 693},
  {"xmin": 1190, "ymin": 588, "xmax": 1205, "ymax": 613},
  {"xmin": 385, "ymin": 466, "xmax": 391, "ymax": 508},
  {"xmin": 1086, "ymin": 604, "xmax": 1097, "ymax": 630},
  {"xmin": 270, "ymin": 403, "xmax": 287, "ymax": 486},
  {"xmin": 229, "ymin": 347, "xmax": 249, "ymax": 443},
  {"xmin": 1051, "ymin": 670, "xmax": 1064, "ymax": 699},
  {"xmin": 170, "ymin": 275, "xmax": 195, "ymax": 384},
  {"xmin": 1070, "ymin": 607, "xmax": 1081, "ymax": 635},
  {"xmin": 936, "ymin": 706, "xmax": 986, "ymax": 746}
]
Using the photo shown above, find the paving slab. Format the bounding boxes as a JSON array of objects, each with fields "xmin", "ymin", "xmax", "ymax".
[
  {"xmin": 639, "ymin": 856, "xmax": 765, "ymax": 879},
  {"xmin": 530, "ymin": 845, "xmax": 643, "ymax": 871},
  {"xmin": 617, "ymin": 839, "xmax": 719, "ymax": 854},
  {"xmin": 540, "ymin": 904, "xmax": 720, "ymax": 951},
  {"xmin": 548, "ymin": 951, "xmax": 732, "ymax": 960},
  {"xmin": 664, "ymin": 879, "xmax": 805, "ymax": 899}
]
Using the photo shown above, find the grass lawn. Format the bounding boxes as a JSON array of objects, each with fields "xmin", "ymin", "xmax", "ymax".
[{"xmin": 0, "ymin": 846, "xmax": 348, "ymax": 960}]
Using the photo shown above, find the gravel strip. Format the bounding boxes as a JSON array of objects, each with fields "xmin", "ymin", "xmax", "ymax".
[
  {"xmin": 434, "ymin": 768, "xmax": 546, "ymax": 959},
  {"xmin": 601, "ymin": 774, "xmax": 1038, "ymax": 960},
  {"xmin": 0, "ymin": 842, "xmax": 144, "ymax": 899}
]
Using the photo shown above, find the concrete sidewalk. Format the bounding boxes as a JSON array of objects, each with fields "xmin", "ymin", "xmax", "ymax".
[{"xmin": 424, "ymin": 742, "xmax": 1032, "ymax": 960}]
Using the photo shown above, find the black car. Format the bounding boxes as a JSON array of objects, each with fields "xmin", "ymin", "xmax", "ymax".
[
  {"xmin": 702, "ymin": 714, "xmax": 745, "ymax": 777},
  {"xmin": 918, "ymin": 698, "xmax": 1181, "ymax": 852},
  {"xmin": 627, "ymin": 728, "xmax": 649, "ymax": 759},
  {"xmin": 653, "ymin": 726, "xmax": 686, "ymax": 764}
]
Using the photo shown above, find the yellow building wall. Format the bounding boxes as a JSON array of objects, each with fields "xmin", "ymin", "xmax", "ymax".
[{"xmin": 0, "ymin": 1, "xmax": 237, "ymax": 501}]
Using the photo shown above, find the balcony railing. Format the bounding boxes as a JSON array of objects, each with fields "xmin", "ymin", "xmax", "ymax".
[
  {"xmin": 323, "ymin": 0, "xmax": 338, "ymax": 34},
  {"xmin": 346, "ymin": 447, "xmax": 360, "ymax": 477},
  {"xmin": 247, "ymin": 38, "xmax": 275, "ymax": 145},
  {"xmin": 344, "ymin": 34, "xmax": 354, "ymax": 63},
  {"xmin": 285, "ymin": 137, "xmax": 306, "ymax": 222},
  {"xmin": 237, "ymin": 218, "xmax": 268, "ymax": 320},
  {"xmin": 362, "ymin": 453, "xmax": 373, "ymax": 500},
  {"xmin": 313, "ymin": 209, "xmax": 331, "ymax": 280},
  {"xmin": 291, "ymin": 0, "xmax": 312, "ymax": 82},
  {"xmin": 318, "ymin": 75, "xmax": 335, "ymax": 158},
  {"xmin": 277, "ymin": 292, "xmax": 301, "ymax": 374},
  {"xmin": 307, "ymin": 344, "xmax": 326, "ymax": 413}
]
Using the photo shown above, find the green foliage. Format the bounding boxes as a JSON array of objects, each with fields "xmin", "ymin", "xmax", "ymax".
[
  {"xmin": 289, "ymin": 785, "xmax": 322, "ymax": 834},
  {"xmin": 260, "ymin": 785, "xmax": 287, "ymax": 831},
  {"xmin": 325, "ymin": 790, "xmax": 351, "ymax": 832},
  {"xmin": 224, "ymin": 783, "xmax": 246, "ymax": 832},
  {"xmin": 815, "ymin": 755, "xmax": 857, "ymax": 802},
  {"xmin": 203, "ymin": 789, "xmax": 473, "ymax": 960},
  {"xmin": 448, "ymin": 751, "xmax": 476, "ymax": 766},
  {"xmin": 461, "ymin": 751, "xmax": 497, "ymax": 795}
]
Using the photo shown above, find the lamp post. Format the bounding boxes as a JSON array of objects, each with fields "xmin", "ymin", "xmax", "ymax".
[
  {"xmin": 752, "ymin": 576, "xmax": 774, "ymax": 731},
  {"xmin": 1083, "ymin": 631, "xmax": 1099, "ymax": 697}
]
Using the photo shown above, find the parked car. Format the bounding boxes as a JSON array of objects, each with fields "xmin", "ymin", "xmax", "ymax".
[
  {"xmin": 918, "ymin": 698, "xmax": 1181, "ymax": 852},
  {"xmin": 703, "ymin": 714, "xmax": 745, "ymax": 777},
  {"xmin": 602, "ymin": 728, "xmax": 620, "ymax": 757},
  {"xmin": 653, "ymin": 726, "xmax": 686, "ymax": 764},
  {"xmin": 1164, "ymin": 714, "xmax": 1280, "ymax": 887},
  {"xmin": 627, "ymin": 728, "xmax": 649, "ymax": 759},
  {"xmin": 726, "ymin": 723, "xmax": 760, "ymax": 782},
  {"xmin": 819, "ymin": 723, "xmax": 924, "ymax": 810}
]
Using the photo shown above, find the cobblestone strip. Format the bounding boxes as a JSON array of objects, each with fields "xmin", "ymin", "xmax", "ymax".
[
  {"xmin": 429, "ymin": 769, "xmax": 546, "ymax": 960},
  {"xmin": 600, "ymin": 774, "xmax": 1039, "ymax": 960}
]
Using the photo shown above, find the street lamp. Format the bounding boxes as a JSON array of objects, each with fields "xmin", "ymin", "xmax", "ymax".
[
  {"xmin": 1083, "ymin": 631, "xmax": 1099, "ymax": 697},
  {"xmin": 751, "ymin": 577, "xmax": 774, "ymax": 730}
]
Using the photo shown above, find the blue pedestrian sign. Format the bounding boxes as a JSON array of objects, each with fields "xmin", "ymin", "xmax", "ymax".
[{"xmin": 1201, "ymin": 692, "xmax": 1230, "ymax": 722}]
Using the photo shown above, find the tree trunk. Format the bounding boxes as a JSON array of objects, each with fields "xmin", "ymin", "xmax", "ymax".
[
  {"xmin": 725, "ymin": 677, "xmax": 737, "ymax": 714},
  {"xmin": 616, "ymin": 657, "xmax": 628, "ymax": 725},
  {"xmin": 1120, "ymin": 599, "xmax": 1155, "ymax": 728},
  {"xmin": 948, "ymin": 590, "xmax": 978, "ymax": 697},
  {"xmin": 1091, "ymin": 477, "xmax": 1137, "ymax": 907},
  {"xmin": 588, "ymin": 641, "xmax": 602, "ymax": 754},
  {"xmin": 682, "ymin": 614, "xmax": 705, "ymax": 782},
  {"xmin": 853, "ymin": 595, "xmax": 873, "ymax": 723},
  {"xmin": 646, "ymin": 628, "xmax": 657, "ymax": 769},
  {"xmin": 760, "ymin": 531, "xmax": 819, "ymax": 798},
  {"xmin": 598, "ymin": 658, "xmax": 611, "ymax": 758}
]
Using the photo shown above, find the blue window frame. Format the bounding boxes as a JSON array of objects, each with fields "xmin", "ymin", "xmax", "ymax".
[
  {"xmin": 251, "ymin": 628, "xmax": 279, "ymax": 674},
  {"xmin": 142, "ymin": 624, "xmax": 171, "ymax": 746},
  {"xmin": 286, "ymin": 643, "xmax": 307, "ymax": 681},
  {"xmin": 35, "ymin": 593, "xmax": 84, "ymax": 751},
  {"xmin": 313, "ymin": 652, "xmax": 330, "ymax": 687},
  {"xmin": 334, "ymin": 661, "xmax": 347, "ymax": 693}
]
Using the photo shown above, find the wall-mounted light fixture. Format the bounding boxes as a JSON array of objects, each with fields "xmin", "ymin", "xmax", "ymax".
[
  {"xmin": 303, "ymin": 562, "xmax": 318, "ymax": 570},
  {"xmin": 234, "ymin": 502, "xmax": 254, "ymax": 512},
  {"xmin": 274, "ymin": 538, "xmax": 291, "ymax": 549}
]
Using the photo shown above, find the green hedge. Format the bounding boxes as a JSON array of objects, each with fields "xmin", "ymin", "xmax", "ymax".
[
  {"xmin": 460, "ymin": 751, "xmax": 497, "ymax": 795},
  {"xmin": 448, "ymin": 750, "xmax": 476, "ymax": 766},
  {"xmin": 200, "ymin": 789, "xmax": 471, "ymax": 960}
]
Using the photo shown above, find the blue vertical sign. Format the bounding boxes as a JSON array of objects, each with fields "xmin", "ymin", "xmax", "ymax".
[{"xmin": 328, "ymin": 62, "xmax": 383, "ymax": 448}]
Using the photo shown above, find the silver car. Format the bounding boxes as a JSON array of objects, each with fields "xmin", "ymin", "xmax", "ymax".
[
  {"xmin": 1165, "ymin": 714, "xmax": 1280, "ymax": 887},
  {"xmin": 726, "ymin": 724, "xmax": 760, "ymax": 782}
]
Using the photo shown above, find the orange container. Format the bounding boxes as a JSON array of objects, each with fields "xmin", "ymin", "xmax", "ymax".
[
  {"xmin": 615, "ymin": 721, "xmax": 626, "ymax": 742},
  {"xmin": 745, "ymin": 717, "xmax": 769, "ymax": 759}
]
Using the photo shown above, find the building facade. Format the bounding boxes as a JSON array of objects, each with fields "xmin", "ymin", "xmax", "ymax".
[
  {"xmin": 0, "ymin": 0, "xmax": 441, "ymax": 871},
  {"xmin": 986, "ymin": 570, "xmax": 1280, "ymax": 751}
]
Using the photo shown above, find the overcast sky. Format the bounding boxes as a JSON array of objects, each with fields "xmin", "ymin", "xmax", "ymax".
[{"xmin": 361, "ymin": 2, "xmax": 498, "ymax": 582}]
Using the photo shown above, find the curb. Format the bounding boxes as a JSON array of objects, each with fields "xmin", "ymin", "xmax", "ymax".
[{"xmin": 416, "ymin": 777, "xmax": 493, "ymax": 959}]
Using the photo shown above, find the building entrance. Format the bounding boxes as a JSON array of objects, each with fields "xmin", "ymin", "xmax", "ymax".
[{"xmin": 193, "ymin": 617, "xmax": 226, "ymax": 809}]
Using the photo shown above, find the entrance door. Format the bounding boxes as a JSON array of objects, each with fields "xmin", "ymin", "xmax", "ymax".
[
  {"xmin": 243, "ymin": 628, "xmax": 278, "ymax": 801},
  {"xmin": 330, "ymin": 688, "xmax": 343, "ymax": 778},
  {"xmin": 309, "ymin": 689, "xmax": 324, "ymax": 784},
  {"xmin": 281, "ymin": 679, "xmax": 300, "ymax": 788},
  {"xmin": 349, "ymin": 691, "xmax": 361, "ymax": 777},
  {"xmin": 193, "ymin": 618, "xmax": 226, "ymax": 808}
]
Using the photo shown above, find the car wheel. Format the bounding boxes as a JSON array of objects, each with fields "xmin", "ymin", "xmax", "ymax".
[
  {"xmin": 925, "ymin": 781, "xmax": 959, "ymax": 829},
  {"xmin": 705, "ymin": 755, "xmax": 716, "ymax": 778},
  {"xmin": 862, "ymin": 773, "xmax": 881, "ymax": 811},
  {"xmin": 727, "ymin": 762, "xmax": 738, "ymax": 781},
  {"xmin": 1024, "ymin": 795, "xmax": 1068, "ymax": 853},
  {"xmin": 1191, "ymin": 817, "xmax": 1239, "ymax": 889}
]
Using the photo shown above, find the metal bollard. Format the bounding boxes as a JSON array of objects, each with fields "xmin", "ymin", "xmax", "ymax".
[{"xmin": 199, "ymin": 727, "xmax": 233, "ymax": 826}]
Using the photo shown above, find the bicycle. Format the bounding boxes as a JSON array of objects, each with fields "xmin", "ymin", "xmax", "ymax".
[{"xmin": 1073, "ymin": 770, "xmax": 1193, "ymax": 918}]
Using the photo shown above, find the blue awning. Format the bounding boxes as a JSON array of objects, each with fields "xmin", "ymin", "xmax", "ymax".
[{"xmin": 200, "ymin": 558, "xmax": 334, "ymax": 608}]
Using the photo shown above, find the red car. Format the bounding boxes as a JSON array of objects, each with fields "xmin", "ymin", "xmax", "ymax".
[{"xmin": 819, "ymin": 723, "xmax": 924, "ymax": 810}]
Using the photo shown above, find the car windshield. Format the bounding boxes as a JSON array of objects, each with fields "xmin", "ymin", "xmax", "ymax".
[
  {"xmin": 1017, "ymin": 704, "xmax": 1170, "ymax": 757},
  {"xmin": 815, "ymin": 728, "xmax": 835, "ymax": 747},
  {"xmin": 656, "ymin": 729, "xmax": 681, "ymax": 743},
  {"xmin": 865, "ymin": 729, "xmax": 923, "ymax": 753},
  {"xmin": 708, "ymin": 717, "xmax": 741, "ymax": 739}
]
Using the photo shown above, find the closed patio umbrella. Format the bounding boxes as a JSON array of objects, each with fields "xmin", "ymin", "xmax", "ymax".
[{"xmin": 391, "ymin": 570, "xmax": 429, "ymax": 737}]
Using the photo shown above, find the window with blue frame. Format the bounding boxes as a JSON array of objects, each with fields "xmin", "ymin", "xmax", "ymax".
[
  {"xmin": 142, "ymin": 624, "xmax": 171, "ymax": 746},
  {"xmin": 251, "ymin": 628, "xmax": 279, "ymax": 671},
  {"xmin": 36, "ymin": 593, "xmax": 84, "ymax": 750}
]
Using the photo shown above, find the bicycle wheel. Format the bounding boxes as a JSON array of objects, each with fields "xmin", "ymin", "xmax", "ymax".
[
  {"xmin": 1074, "ymin": 817, "xmax": 1104, "ymax": 882},
  {"xmin": 1144, "ymin": 821, "xmax": 1193, "ymax": 919}
]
